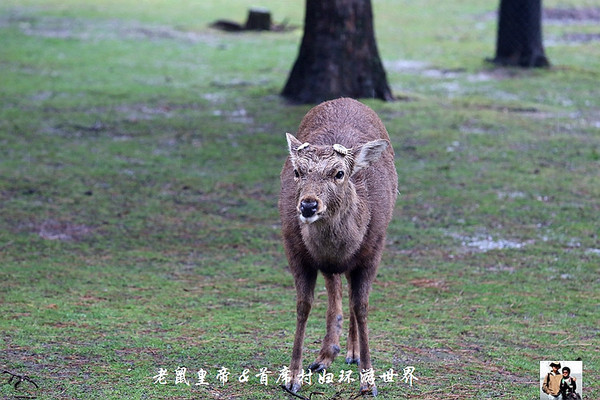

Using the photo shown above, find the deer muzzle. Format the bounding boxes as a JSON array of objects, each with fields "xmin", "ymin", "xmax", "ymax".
[
  {"xmin": 298, "ymin": 197, "xmax": 326, "ymax": 224},
  {"xmin": 300, "ymin": 199, "xmax": 318, "ymax": 218}
]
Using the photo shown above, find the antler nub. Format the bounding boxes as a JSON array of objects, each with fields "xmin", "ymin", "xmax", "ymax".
[
  {"xmin": 297, "ymin": 142, "xmax": 310, "ymax": 151},
  {"xmin": 333, "ymin": 143, "xmax": 349, "ymax": 155}
]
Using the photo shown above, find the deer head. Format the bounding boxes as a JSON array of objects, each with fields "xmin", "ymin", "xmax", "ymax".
[{"xmin": 286, "ymin": 132, "xmax": 389, "ymax": 224}]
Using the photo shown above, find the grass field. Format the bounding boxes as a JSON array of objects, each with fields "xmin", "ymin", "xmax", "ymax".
[{"xmin": 1, "ymin": 0, "xmax": 599, "ymax": 399}]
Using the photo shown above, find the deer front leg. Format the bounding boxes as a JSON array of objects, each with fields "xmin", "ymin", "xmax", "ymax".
[
  {"xmin": 287, "ymin": 268, "xmax": 317, "ymax": 393},
  {"xmin": 309, "ymin": 273, "xmax": 342, "ymax": 372},
  {"xmin": 347, "ymin": 268, "xmax": 377, "ymax": 396}
]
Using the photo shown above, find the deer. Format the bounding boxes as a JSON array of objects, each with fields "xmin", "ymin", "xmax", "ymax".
[{"xmin": 278, "ymin": 97, "xmax": 398, "ymax": 396}]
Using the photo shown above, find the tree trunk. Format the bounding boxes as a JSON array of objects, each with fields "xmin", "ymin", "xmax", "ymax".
[
  {"xmin": 281, "ymin": 0, "xmax": 393, "ymax": 104},
  {"xmin": 491, "ymin": 0, "xmax": 550, "ymax": 67}
]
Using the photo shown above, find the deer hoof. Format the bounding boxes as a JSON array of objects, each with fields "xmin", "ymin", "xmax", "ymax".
[
  {"xmin": 360, "ymin": 383, "xmax": 378, "ymax": 397},
  {"xmin": 345, "ymin": 356, "xmax": 360, "ymax": 365},
  {"xmin": 284, "ymin": 381, "xmax": 302, "ymax": 394},
  {"xmin": 292, "ymin": 382, "xmax": 301, "ymax": 393},
  {"xmin": 310, "ymin": 345, "xmax": 340, "ymax": 371},
  {"xmin": 308, "ymin": 361, "xmax": 326, "ymax": 372}
]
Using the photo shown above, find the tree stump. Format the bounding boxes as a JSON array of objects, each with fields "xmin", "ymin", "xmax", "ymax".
[{"xmin": 245, "ymin": 7, "xmax": 272, "ymax": 31}]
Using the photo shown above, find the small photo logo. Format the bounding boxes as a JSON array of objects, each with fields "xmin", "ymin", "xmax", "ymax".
[{"xmin": 540, "ymin": 360, "xmax": 582, "ymax": 400}]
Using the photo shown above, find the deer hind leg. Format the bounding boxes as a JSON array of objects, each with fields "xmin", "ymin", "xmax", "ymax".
[
  {"xmin": 347, "ymin": 267, "xmax": 378, "ymax": 396},
  {"xmin": 345, "ymin": 285, "xmax": 360, "ymax": 365},
  {"xmin": 309, "ymin": 273, "xmax": 343, "ymax": 372},
  {"xmin": 287, "ymin": 268, "xmax": 318, "ymax": 393}
]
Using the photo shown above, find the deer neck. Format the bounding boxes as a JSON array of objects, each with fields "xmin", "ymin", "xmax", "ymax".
[{"xmin": 300, "ymin": 186, "xmax": 370, "ymax": 265}]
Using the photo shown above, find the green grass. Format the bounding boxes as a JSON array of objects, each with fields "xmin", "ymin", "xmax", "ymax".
[{"xmin": 1, "ymin": 1, "xmax": 599, "ymax": 399}]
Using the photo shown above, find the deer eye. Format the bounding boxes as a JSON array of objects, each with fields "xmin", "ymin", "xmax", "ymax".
[
  {"xmin": 294, "ymin": 169, "xmax": 300, "ymax": 179},
  {"xmin": 335, "ymin": 171, "xmax": 345, "ymax": 180}
]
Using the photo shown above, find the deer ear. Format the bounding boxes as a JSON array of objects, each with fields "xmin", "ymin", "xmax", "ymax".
[
  {"xmin": 286, "ymin": 132, "xmax": 312, "ymax": 163},
  {"xmin": 286, "ymin": 133, "xmax": 302, "ymax": 154},
  {"xmin": 286, "ymin": 133, "xmax": 305, "ymax": 168},
  {"xmin": 352, "ymin": 139, "xmax": 389, "ymax": 175},
  {"xmin": 286, "ymin": 132, "xmax": 311, "ymax": 152}
]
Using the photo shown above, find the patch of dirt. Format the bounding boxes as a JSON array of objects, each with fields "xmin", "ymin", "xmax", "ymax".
[
  {"xmin": 544, "ymin": 8, "xmax": 600, "ymax": 23},
  {"xmin": 388, "ymin": 59, "xmax": 565, "ymax": 86},
  {"xmin": 409, "ymin": 278, "xmax": 449, "ymax": 291},
  {"xmin": 115, "ymin": 104, "xmax": 175, "ymax": 121},
  {"xmin": 396, "ymin": 346, "xmax": 460, "ymax": 364},
  {"xmin": 38, "ymin": 219, "xmax": 94, "ymax": 241},
  {"xmin": 391, "ymin": 344, "xmax": 536, "ymax": 399},
  {"xmin": 0, "ymin": 12, "xmax": 217, "ymax": 45},
  {"xmin": 561, "ymin": 33, "xmax": 600, "ymax": 43},
  {"xmin": 468, "ymin": 101, "xmax": 540, "ymax": 114},
  {"xmin": 2, "ymin": 338, "xmax": 99, "ymax": 398},
  {"xmin": 544, "ymin": 8, "xmax": 600, "ymax": 44}
]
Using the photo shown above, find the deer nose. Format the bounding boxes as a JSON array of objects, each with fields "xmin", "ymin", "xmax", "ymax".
[{"xmin": 300, "ymin": 200, "xmax": 319, "ymax": 218}]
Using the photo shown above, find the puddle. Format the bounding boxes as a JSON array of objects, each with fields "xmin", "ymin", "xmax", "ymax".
[
  {"xmin": 463, "ymin": 236, "xmax": 525, "ymax": 251},
  {"xmin": 212, "ymin": 108, "xmax": 254, "ymax": 124},
  {"xmin": 497, "ymin": 191, "xmax": 527, "ymax": 200},
  {"xmin": 449, "ymin": 232, "xmax": 528, "ymax": 253},
  {"xmin": 384, "ymin": 60, "xmax": 430, "ymax": 73},
  {"xmin": 586, "ymin": 249, "xmax": 600, "ymax": 256}
]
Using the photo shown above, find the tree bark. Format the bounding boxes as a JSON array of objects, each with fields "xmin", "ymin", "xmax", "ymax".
[
  {"xmin": 491, "ymin": 0, "xmax": 550, "ymax": 67},
  {"xmin": 282, "ymin": 0, "xmax": 393, "ymax": 104}
]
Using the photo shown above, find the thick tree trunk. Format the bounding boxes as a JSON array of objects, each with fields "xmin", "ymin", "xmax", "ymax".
[
  {"xmin": 281, "ymin": 0, "xmax": 393, "ymax": 104},
  {"xmin": 491, "ymin": 0, "xmax": 550, "ymax": 67}
]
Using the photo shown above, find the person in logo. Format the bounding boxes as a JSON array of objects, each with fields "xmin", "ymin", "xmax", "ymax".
[
  {"xmin": 560, "ymin": 366, "xmax": 578, "ymax": 400},
  {"xmin": 542, "ymin": 362, "xmax": 562, "ymax": 400}
]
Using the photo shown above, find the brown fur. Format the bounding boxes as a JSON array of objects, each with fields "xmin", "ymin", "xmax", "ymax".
[{"xmin": 278, "ymin": 98, "xmax": 398, "ymax": 395}]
